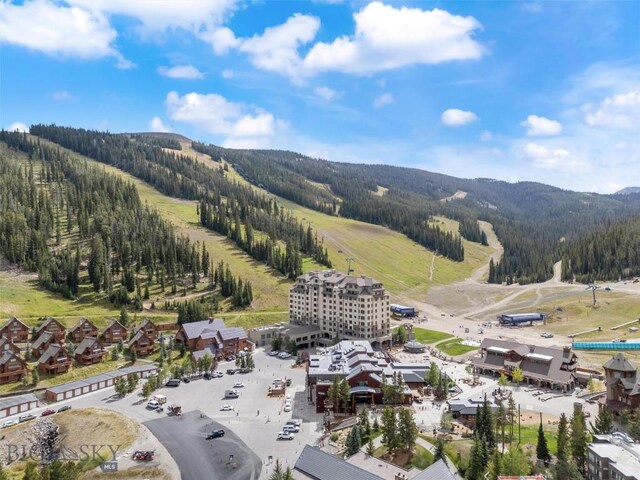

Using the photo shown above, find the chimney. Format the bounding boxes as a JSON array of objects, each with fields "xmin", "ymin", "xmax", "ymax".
[
  {"xmin": 361, "ymin": 274, "xmax": 366, "ymax": 279},
  {"xmin": 529, "ymin": 345, "xmax": 535, "ymax": 352}
]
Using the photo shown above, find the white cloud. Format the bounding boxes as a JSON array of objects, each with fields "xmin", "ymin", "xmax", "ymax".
[
  {"xmin": 158, "ymin": 65, "xmax": 204, "ymax": 79},
  {"xmin": 480, "ymin": 130, "xmax": 492, "ymax": 141},
  {"xmin": 51, "ymin": 90, "xmax": 74, "ymax": 101},
  {"xmin": 521, "ymin": 115, "xmax": 563, "ymax": 136},
  {"xmin": 165, "ymin": 91, "xmax": 279, "ymax": 148},
  {"xmin": 238, "ymin": 14, "xmax": 320, "ymax": 80},
  {"xmin": 523, "ymin": 142, "xmax": 576, "ymax": 169},
  {"xmin": 441, "ymin": 109, "xmax": 478, "ymax": 126},
  {"xmin": 221, "ymin": 69, "xmax": 234, "ymax": 79},
  {"xmin": 68, "ymin": 0, "xmax": 236, "ymax": 35},
  {"xmin": 5, "ymin": 122, "xmax": 28, "ymax": 133},
  {"xmin": 302, "ymin": 2, "xmax": 485, "ymax": 76},
  {"xmin": 223, "ymin": 2, "xmax": 484, "ymax": 80},
  {"xmin": 314, "ymin": 86, "xmax": 339, "ymax": 101},
  {"xmin": 203, "ymin": 26, "xmax": 241, "ymax": 55},
  {"xmin": 0, "ymin": 0, "xmax": 132, "ymax": 68},
  {"xmin": 584, "ymin": 85, "xmax": 640, "ymax": 129},
  {"xmin": 149, "ymin": 117, "xmax": 171, "ymax": 133},
  {"xmin": 373, "ymin": 93, "xmax": 394, "ymax": 108}
]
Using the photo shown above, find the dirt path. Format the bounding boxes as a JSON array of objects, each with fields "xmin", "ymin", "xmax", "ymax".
[{"xmin": 429, "ymin": 254, "xmax": 435, "ymax": 281}]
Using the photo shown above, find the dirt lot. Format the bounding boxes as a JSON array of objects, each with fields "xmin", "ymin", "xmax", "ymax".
[{"xmin": 0, "ymin": 408, "xmax": 177, "ymax": 479}]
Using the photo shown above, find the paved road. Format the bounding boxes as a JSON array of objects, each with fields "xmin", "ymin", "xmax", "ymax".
[{"xmin": 144, "ymin": 410, "xmax": 261, "ymax": 480}]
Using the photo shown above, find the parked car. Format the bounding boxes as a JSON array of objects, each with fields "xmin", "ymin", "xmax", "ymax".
[
  {"xmin": 165, "ymin": 378, "xmax": 181, "ymax": 387},
  {"xmin": 541, "ymin": 332, "xmax": 554, "ymax": 338},
  {"xmin": 213, "ymin": 371, "xmax": 224, "ymax": 377},
  {"xmin": 226, "ymin": 369, "xmax": 237, "ymax": 375},
  {"xmin": 239, "ymin": 367, "xmax": 251, "ymax": 373},
  {"xmin": 278, "ymin": 352, "xmax": 292, "ymax": 359},
  {"xmin": 225, "ymin": 355, "xmax": 236, "ymax": 361},
  {"xmin": 233, "ymin": 382, "xmax": 245, "ymax": 388},
  {"xmin": 204, "ymin": 372, "xmax": 212, "ymax": 379},
  {"xmin": 220, "ymin": 405, "xmax": 234, "ymax": 411},
  {"xmin": 277, "ymin": 431, "xmax": 295, "ymax": 440},
  {"xmin": 41, "ymin": 409, "xmax": 56, "ymax": 417},
  {"xmin": 286, "ymin": 419, "xmax": 301, "ymax": 427},
  {"xmin": 285, "ymin": 378, "xmax": 292, "ymax": 386},
  {"xmin": 206, "ymin": 429, "xmax": 225, "ymax": 439},
  {"xmin": 18, "ymin": 414, "xmax": 36, "ymax": 423},
  {"xmin": 284, "ymin": 404, "xmax": 292, "ymax": 412},
  {"xmin": 2, "ymin": 420, "xmax": 18, "ymax": 428},
  {"xmin": 57, "ymin": 405, "xmax": 72, "ymax": 413},
  {"xmin": 147, "ymin": 400, "xmax": 160, "ymax": 409},
  {"xmin": 283, "ymin": 424, "xmax": 299, "ymax": 433},
  {"xmin": 269, "ymin": 351, "xmax": 280, "ymax": 356},
  {"xmin": 182, "ymin": 376, "xmax": 191, "ymax": 383}
]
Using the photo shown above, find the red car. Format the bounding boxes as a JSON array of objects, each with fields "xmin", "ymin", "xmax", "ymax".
[{"xmin": 41, "ymin": 409, "xmax": 56, "ymax": 417}]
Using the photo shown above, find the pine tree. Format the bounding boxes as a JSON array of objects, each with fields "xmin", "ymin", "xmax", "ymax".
[
  {"xmin": 536, "ymin": 420, "xmax": 551, "ymax": 464},
  {"xmin": 590, "ymin": 407, "xmax": 613, "ymax": 434},
  {"xmin": 557, "ymin": 413, "xmax": 568, "ymax": 461},
  {"xmin": 366, "ymin": 438, "xmax": 375, "ymax": 456},
  {"xmin": 433, "ymin": 438, "xmax": 446, "ymax": 463},
  {"xmin": 381, "ymin": 407, "xmax": 399, "ymax": 454},
  {"xmin": 345, "ymin": 425, "xmax": 362, "ymax": 456},
  {"xmin": 569, "ymin": 407, "xmax": 589, "ymax": 474}
]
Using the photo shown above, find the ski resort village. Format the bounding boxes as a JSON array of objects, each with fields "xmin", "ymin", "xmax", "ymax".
[{"xmin": 0, "ymin": 267, "xmax": 639, "ymax": 480}]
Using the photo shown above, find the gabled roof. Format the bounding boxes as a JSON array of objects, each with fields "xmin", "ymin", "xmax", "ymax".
[
  {"xmin": 217, "ymin": 326, "xmax": 247, "ymax": 341},
  {"xmin": 136, "ymin": 318, "xmax": 157, "ymax": 332},
  {"xmin": 0, "ymin": 351, "xmax": 26, "ymax": 368},
  {"xmin": 102, "ymin": 318, "xmax": 127, "ymax": 332},
  {"xmin": 70, "ymin": 317, "xmax": 97, "ymax": 333},
  {"xmin": 192, "ymin": 346, "xmax": 216, "ymax": 361},
  {"xmin": 128, "ymin": 331, "xmax": 151, "ymax": 347},
  {"xmin": 411, "ymin": 459, "xmax": 457, "ymax": 480},
  {"xmin": 0, "ymin": 337, "xmax": 19, "ymax": 352},
  {"xmin": 31, "ymin": 331, "xmax": 54, "ymax": 350},
  {"xmin": 179, "ymin": 318, "xmax": 226, "ymax": 340},
  {"xmin": 294, "ymin": 445, "xmax": 383, "ymax": 480},
  {"xmin": 36, "ymin": 317, "xmax": 65, "ymax": 335},
  {"xmin": 75, "ymin": 336, "xmax": 103, "ymax": 356},
  {"xmin": 38, "ymin": 344, "xmax": 68, "ymax": 364},
  {"xmin": 603, "ymin": 353, "xmax": 636, "ymax": 372},
  {"xmin": 0, "ymin": 317, "xmax": 29, "ymax": 331}
]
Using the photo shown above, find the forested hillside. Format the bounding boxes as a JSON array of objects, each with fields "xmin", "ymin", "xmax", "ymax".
[
  {"xmin": 192, "ymin": 143, "xmax": 640, "ymax": 285},
  {"xmin": 0, "ymin": 131, "xmax": 252, "ymax": 310},
  {"xmin": 29, "ymin": 125, "xmax": 331, "ymax": 280},
  {"xmin": 562, "ymin": 216, "xmax": 640, "ymax": 282}
]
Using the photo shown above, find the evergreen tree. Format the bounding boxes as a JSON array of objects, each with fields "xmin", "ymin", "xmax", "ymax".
[
  {"xmin": 381, "ymin": 407, "xmax": 399, "ymax": 455},
  {"xmin": 569, "ymin": 407, "xmax": 589, "ymax": 474},
  {"xmin": 536, "ymin": 421, "xmax": 551, "ymax": 464},
  {"xmin": 590, "ymin": 407, "xmax": 614, "ymax": 435},
  {"xmin": 345, "ymin": 425, "xmax": 362, "ymax": 457},
  {"xmin": 486, "ymin": 449, "xmax": 502, "ymax": 480},
  {"xmin": 557, "ymin": 413, "xmax": 569, "ymax": 462},
  {"xmin": 397, "ymin": 408, "xmax": 418, "ymax": 452}
]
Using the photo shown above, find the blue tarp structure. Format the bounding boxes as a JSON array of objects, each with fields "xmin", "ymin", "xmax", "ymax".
[{"xmin": 572, "ymin": 342, "xmax": 640, "ymax": 350}]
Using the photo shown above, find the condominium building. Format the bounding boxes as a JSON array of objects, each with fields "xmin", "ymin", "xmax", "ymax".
[
  {"xmin": 588, "ymin": 434, "xmax": 640, "ymax": 480},
  {"xmin": 289, "ymin": 270, "xmax": 391, "ymax": 346}
]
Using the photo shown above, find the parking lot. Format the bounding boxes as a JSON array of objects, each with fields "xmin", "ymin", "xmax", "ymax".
[{"xmin": 28, "ymin": 349, "xmax": 323, "ymax": 479}]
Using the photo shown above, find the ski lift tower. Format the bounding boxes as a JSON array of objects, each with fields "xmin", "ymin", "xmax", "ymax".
[
  {"xmin": 586, "ymin": 284, "xmax": 600, "ymax": 306},
  {"xmin": 346, "ymin": 257, "xmax": 355, "ymax": 275}
]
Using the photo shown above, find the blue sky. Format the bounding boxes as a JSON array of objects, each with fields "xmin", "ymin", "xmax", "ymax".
[{"xmin": 1, "ymin": 0, "xmax": 639, "ymax": 193}]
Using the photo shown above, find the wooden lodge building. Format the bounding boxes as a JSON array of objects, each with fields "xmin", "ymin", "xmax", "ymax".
[
  {"xmin": 0, "ymin": 317, "xmax": 29, "ymax": 343},
  {"xmin": 0, "ymin": 352, "xmax": 28, "ymax": 384},
  {"xmin": 35, "ymin": 317, "xmax": 66, "ymax": 343},
  {"xmin": 128, "ymin": 331, "xmax": 154, "ymax": 357},
  {"xmin": 69, "ymin": 318, "xmax": 98, "ymax": 344},
  {"xmin": 101, "ymin": 319, "xmax": 128, "ymax": 344},
  {"xmin": 75, "ymin": 337, "xmax": 107, "ymax": 365},
  {"xmin": 601, "ymin": 353, "xmax": 640, "ymax": 414},
  {"xmin": 38, "ymin": 344, "xmax": 73, "ymax": 374},
  {"xmin": 472, "ymin": 338, "xmax": 578, "ymax": 392}
]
